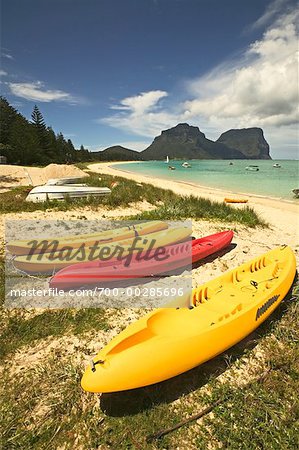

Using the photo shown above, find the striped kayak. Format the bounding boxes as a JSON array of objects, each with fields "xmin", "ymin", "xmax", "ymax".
[
  {"xmin": 50, "ymin": 231, "xmax": 233, "ymax": 289},
  {"xmin": 6, "ymin": 221, "xmax": 168, "ymax": 256},
  {"xmin": 81, "ymin": 246, "xmax": 296, "ymax": 393},
  {"xmin": 12, "ymin": 226, "xmax": 191, "ymax": 274}
]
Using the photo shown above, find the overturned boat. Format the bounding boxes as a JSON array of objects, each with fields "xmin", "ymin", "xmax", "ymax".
[
  {"xmin": 46, "ymin": 177, "xmax": 85, "ymax": 185},
  {"xmin": 25, "ymin": 185, "xmax": 111, "ymax": 203}
]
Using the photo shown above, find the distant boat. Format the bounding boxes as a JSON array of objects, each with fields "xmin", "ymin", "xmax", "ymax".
[
  {"xmin": 26, "ymin": 185, "xmax": 111, "ymax": 203},
  {"xmin": 165, "ymin": 156, "xmax": 169, "ymax": 164},
  {"xmin": 246, "ymin": 165, "xmax": 259, "ymax": 171},
  {"xmin": 292, "ymin": 189, "xmax": 299, "ymax": 198},
  {"xmin": 182, "ymin": 162, "xmax": 191, "ymax": 168},
  {"xmin": 273, "ymin": 163, "xmax": 281, "ymax": 168},
  {"xmin": 168, "ymin": 166, "xmax": 176, "ymax": 170},
  {"xmin": 229, "ymin": 162, "xmax": 233, "ymax": 165}
]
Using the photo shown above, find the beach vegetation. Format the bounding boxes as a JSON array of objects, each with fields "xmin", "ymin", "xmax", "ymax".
[
  {"xmin": 0, "ymin": 171, "xmax": 266, "ymax": 227},
  {"xmin": 133, "ymin": 195, "xmax": 266, "ymax": 227},
  {"xmin": 0, "ymin": 281, "xmax": 297, "ymax": 449}
]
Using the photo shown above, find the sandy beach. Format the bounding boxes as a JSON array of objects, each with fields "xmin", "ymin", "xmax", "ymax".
[
  {"xmin": 89, "ymin": 162, "xmax": 299, "ymax": 251},
  {"xmin": 1, "ymin": 161, "xmax": 298, "ymax": 276}
]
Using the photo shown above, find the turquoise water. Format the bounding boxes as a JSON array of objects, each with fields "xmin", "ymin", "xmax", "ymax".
[{"xmin": 114, "ymin": 160, "xmax": 299, "ymax": 201}]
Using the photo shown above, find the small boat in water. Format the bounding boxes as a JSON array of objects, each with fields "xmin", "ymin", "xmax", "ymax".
[
  {"xmin": 292, "ymin": 188, "xmax": 299, "ymax": 198},
  {"xmin": 26, "ymin": 185, "xmax": 111, "ymax": 202},
  {"xmin": 246, "ymin": 165, "xmax": 259, "ymax": 171},
  {"xmin": 182, "ymin": 162, "xmax": 191, "ymax": 168},
  {"xmin": 168, "ymin": 166, "xmax": 176, "ymax": 170},
  {"xmin": 273, "ymin": 163, "xmax": 281, "ymax": 168}
]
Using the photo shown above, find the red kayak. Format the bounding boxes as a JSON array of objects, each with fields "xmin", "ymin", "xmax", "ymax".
[{"xmin": 50, "ymin": 230, "xmax": 233, "ymax": 289}]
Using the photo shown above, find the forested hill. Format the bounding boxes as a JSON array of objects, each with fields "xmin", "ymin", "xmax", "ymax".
[{"xmin": 0, "ymin": 97, "xmax": 90, "ymax": 165}]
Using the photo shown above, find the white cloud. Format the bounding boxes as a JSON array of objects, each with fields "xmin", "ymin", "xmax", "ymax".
[
  {"xmin": 100, "ymin": 7, "xmax": 299, "ymax": 156},
  {"xmin": 0, "ymin": 70, "xmax": 7, "ymax": 76},
  {"xmin": 111, "ymin": 90, "xmax": 168, "ymax": 113},
  {"xmin": 101, "ymin": 90, "xmax": 178, "ymax": 137},
  {"xmin": 9, "ymin": 81, "xmax": 81, "ymax": 104},
  {"xmin": 249, "ymin": 0, "xmax": 289, "ymax": 31},
  {"xmin": 1, "ymin": 52, "xmax": 14, "ymax": 60},
  {"xmin": 183, "ymin": 10, "xmax": 299, "ymax": 128}
]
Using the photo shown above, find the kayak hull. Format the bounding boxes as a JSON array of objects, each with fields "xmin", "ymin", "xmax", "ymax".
[
  {"xmin": 50, "ymin": 231, "xmax": 234, "ymax": 289},
  {"xmin": 12, "ymin": 226, "xmax": 191, "ymax": 274},
  {"xmin": 224, "ymin": 198, "xmax": 248, "ymax": 203},
  {"xmin": 7, "ymin": 221, "xmax": 168, "ymax": 256},
  {"xmin": 81, "ymin": 246, "xmax": 296, "ymax": 393}
]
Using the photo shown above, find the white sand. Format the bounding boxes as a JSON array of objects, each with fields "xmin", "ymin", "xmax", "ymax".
[
  {"xmin": 0, "ymin": 164, "xmax": 88, "ymax": 192},
  {"xmin": 88, "ymin": 162, "xmax": 299, "ymax": 250},
  {"xmin": 1, "ymin": 161, "xmax": 298, "ymax": 284}
]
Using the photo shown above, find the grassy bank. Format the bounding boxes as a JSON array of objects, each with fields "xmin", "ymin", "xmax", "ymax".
[
  {"xmin": 0, "ymin": 281, "xmax": 298, "ymax": 449},
  {"xmin": 0, "ymin": 171, "xmax": 266, "ymax": 227},
  {"xmin": 2, "ymin": 168, "xmax": 297, "ymax": 449}
]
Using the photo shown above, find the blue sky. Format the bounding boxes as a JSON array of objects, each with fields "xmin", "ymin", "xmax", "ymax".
[{"xmin": 1, "ymin": 0, "xmax": 298, "ymax": 158}]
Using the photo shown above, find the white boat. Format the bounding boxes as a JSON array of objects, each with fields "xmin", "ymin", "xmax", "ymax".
[
  {"xmin": 246, "ymin": 165, "xmax": 259, "ymax": 171},
  {"xmin": 46, "ymin": 177, "xmax": 84, "ymax": 185},
  {"xmin": 165, "ymin": 156, "xmax": 169, "ymax": 164},
  {"xmin": 182, "ymin": 162, "xmax": 191, "ymax": 168},
  {"xmin": 273, "ymin": 163, "xmax": 281, "ymax": 168},
  {"xmin": 26, "ymin": 185, "xmax": 111, "ymax": 203},
  {"xmin": 292, "ymin": 189, "xmax": 299, "ymax": 198}
]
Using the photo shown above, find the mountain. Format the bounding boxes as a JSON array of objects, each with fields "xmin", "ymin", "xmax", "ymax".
[
  {"xmin": 141, "ymin": 123, "xmax": 245, "ymax": 160},
  {"xmin": 91, "ymin": 145, "xmax": 143, "ymax": 161},
  {"xmin": 93, "ymin": 124, "xmax": 271, "ymax": 161},
  {"xmin": 217, "ymin": 128, "xmax": 271, "ymax": 159}
]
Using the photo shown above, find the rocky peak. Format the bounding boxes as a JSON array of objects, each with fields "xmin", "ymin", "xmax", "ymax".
[{"xmin": 217, "ymin": 128, "xmax": 271, "ymax": 159}]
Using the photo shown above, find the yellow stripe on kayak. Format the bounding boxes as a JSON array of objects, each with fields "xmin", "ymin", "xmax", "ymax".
[
  {"xmin": 13, "ymin": 226, "xmax": 191, "ymax": 273},
  {"xmin": 7, "ymin": 221, "xmax": 168, "ymax": 256}
]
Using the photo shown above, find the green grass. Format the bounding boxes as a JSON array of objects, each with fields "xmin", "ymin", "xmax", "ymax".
[
  {"xmin": 0, "ymin": 171, "xmax": 266, "ymax": 227},
  {"xmin": 0, "ymin": 355, "xmax": 182, "ymax": 450},
  {"xmin": 0, "ymin": 281, "xmax": 297, "ymax": 449},
  {"xmin": 0, "ymin": 308, "xmax": 110, "ymax": 360},
  {"xmin": 133, "ymin": 195, "xmax": 265, "ymax": 227}
]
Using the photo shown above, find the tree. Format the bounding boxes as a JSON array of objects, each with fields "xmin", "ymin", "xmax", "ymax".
[
  {"xmin": 31, "ymin": 105, "xmax": 47, "ymax": 131},
  {"xmin": 0, "ymin": 96, "xmax": 20, "ymax": 144},
  {"xmin": 8, "ymin": 117, "xmax": 40, "ymax": 164},
  {"xmin": 0, "ymin": 98, "xmax": 91, "ymax": 165}
]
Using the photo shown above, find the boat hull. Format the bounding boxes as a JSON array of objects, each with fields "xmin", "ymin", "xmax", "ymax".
[
  {"xmin": 25, "ymin": 186, "xmax": 111, "ymax": 202},
  {"xmin": 81, "ymin": 246, "xmax": 296, "ymax": 393},
  {"xmin": 7, "ymin": 221, "xmax": 168, "ymax": 256},
  {"xmin": 50, "ymin": 231, "xmax": 233, "ymax": 289},
  {"xmin": 12, "ymin": 226, "xmax": 192, "ymax": 273},
  {"xmin": 224, "ymin": 198, "xmax": 248, "ymax": 203}
]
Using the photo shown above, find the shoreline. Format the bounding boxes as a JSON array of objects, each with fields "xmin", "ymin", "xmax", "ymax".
[
  {"xmin": 88, "ymin": 161, "xmax": 299, "ymax": 248},
  {"xmin": 107, "ymin": 161, "xmax": 298, "ymax": 205}
]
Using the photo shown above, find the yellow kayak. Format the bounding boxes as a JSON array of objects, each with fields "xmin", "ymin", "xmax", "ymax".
[
  {"xmin": 7, "ymin": 220, "xmax": 168, "ymax": 256},
  {"xmin": 13, "ymin": 226, "xmax": 191, "ymax": 273},
  {"xmin": 224, "ymin": 198, "xmax": 248, "ymax": 203},
  {"xmin": 81, "ymin": 246, "xmax": 296, "ymax": 393}
]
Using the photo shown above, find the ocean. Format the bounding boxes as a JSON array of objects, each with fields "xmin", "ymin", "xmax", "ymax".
[{"xmin": 114, "ymin": 160, "xmax": 299, "ymax": 201}]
